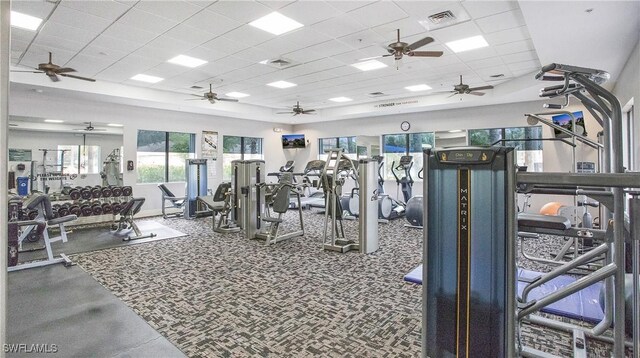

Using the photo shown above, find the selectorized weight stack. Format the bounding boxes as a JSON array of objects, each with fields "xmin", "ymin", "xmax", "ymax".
[
  {"xmin": 231, "ymin": 159, "xmax": 265, "ymax": 239},
  {"xmin": 185, "ymin": 159, "xmax": 207, "ymax": 219},
  {"xmin": 422, "ymin": 146, "xmax": 516, "ymax": 358}
]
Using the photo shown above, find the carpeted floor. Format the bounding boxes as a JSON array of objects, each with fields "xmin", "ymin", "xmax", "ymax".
[{"xmin": 70, "ymin": 210, "xmax": 631, "ymax": 357}]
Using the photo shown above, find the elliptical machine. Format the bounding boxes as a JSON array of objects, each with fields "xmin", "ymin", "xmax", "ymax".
[
  {"xmin": 377, "ymin": 156, "xmax": 406, "ymax": 221},
  {"xmin": 405, "ymin": 168, "xmax": 423, "ymax": 228}
]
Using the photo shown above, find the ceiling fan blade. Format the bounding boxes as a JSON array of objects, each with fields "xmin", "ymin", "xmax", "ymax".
[
  {"xmin": 216, "ymin": 97, "xmax": 239, "ymax": 102},
  {"xmin": 276, "ymin": 111, "xmax": 294, "ymax": 114},
  {"xmin": 208, "ymin": 99, "xmax": 216, "ymax": 104},
  {"xmin": 406, "ymin": 36, "xmax": 434, "ymax": 51},
  {"xmin": 408, "ymin": 51, "xmax": 443, "ymax": 58},
  {"xmin": 190, "ymin": 94, "xmax": 204, "ymax": 98},
  {"xmin": 11, "ymin": 70, "xmax": 44, "ymax": 73},
  {"xmin": 59, "ymin": 73, "xmax": 95, "ymax": 82},
  {"xmin": 447, "ymin": 92, "xmax": 458, "ymax": 98},
  {"xmin": 46, "ymin": 72, "xmax": 60, "ymax": 82},
  {"xmin": 467, "ymin": 91, "xmax": 486, "ymax": 96},
  {"xmin": 301, "ymin": 109, "xmax": 316, "ymax": 114},
  {"xmin": 56, "ymin": 67, "xmax": 76, "ymax": 73},
  {"xmin": 185, "ymin": 98, "xmax": 205, "ymax": 101},
  {"xmin": 468, "ymin": 85, "xmax": 494, "ymax": 91}
]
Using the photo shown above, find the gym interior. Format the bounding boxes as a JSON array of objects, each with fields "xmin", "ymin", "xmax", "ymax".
[{"xmin": 2, "ymin": 1, "xmax": 640, "ymax": 357}]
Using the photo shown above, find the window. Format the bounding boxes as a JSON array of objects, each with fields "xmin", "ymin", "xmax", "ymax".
[
  {"xmin": 382, "ymin": 132, "xmax": 434, "ymax": 180},
  {"xmin": 318, "ymin": 136, "xmax": 356, "ymax": 160},
  {"xmin": 57, "ymin": 145, "xmax": 101, "ymax": 175},
  {"xmin": 468, "ymin": 126, "xmax": 543, "ymax": 171},
  {"xmin": 136, "ymin": 130, "xmax": 196, "ymax": 183},
  {"xmin": 222, "ymin": 136, "xmax": 263, "ymax": 180}
]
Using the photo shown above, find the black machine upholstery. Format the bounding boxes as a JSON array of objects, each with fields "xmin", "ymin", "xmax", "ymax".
[{"xmin": 518, "ymin": 213, "xmax": 571, "ymax": 231}]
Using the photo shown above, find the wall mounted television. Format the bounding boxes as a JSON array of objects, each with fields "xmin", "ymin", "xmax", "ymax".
[
  {"xmin": 282, "ymin": 134, "xmax": 306, "ymax": 149},
  {"xmin": 551, "ymin": 111, "xmax": 587, "ymax": 137}
]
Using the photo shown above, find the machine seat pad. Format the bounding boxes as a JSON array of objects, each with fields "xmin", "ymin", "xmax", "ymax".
[
  {"xmin": 518, "ymin": 213, "xmax": 571, "ymax": 231},
  {"xmin": 262, "ymin": 217, "xmax": 283, "ymax": 223},
  {"xmin": 197, "ymin": 196, "xmax": 224, "ymax": 210},
  {"xmin": 48, "ymin": 215, "xmax": 78, "ymax": 225}
]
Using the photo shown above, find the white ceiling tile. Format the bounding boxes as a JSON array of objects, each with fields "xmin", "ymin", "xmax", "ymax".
[
  {"xmin": 373, "ymin": 19, "xmax": 429, "ymax": 40},
  {"xmin": 392, "ymin": 1, "xmax": 454, "ymax": 20},
  {"xmin": 495, "ymin": 39, "xmax": 535, "ymax": 56},
  {"xmin": 184, "ymin": 0, "xmax": 218, "ymax": 8},
  {"xmin": 511, "ymin": 67, "xmax": 539, "ymax": 78},
  {"xmin": 311, "ymin": 14, "xmax": 366, "ymax": 38},
  {"xmin": 185, "ymin": 45, "xmax": 234, "ymax": 63},
  {"xmin": 466, "ymin": 57, "xmax": 505, "ymax": 70},
  {"xmin": 223, "ymin": 25, "xmax": 274, "ymax": 47},
  {"xmin": 33, "ymin": 34, "xmax": 85, "ymax": 53},
  {"xmin": 134, "ymin": 0, "xmax": 202, "ymax": 22},
  {"xmin": 117, "ymin": 54, "xmax": 163, "ymax": 71},
  {"xmin": 10, "ymin": 27, "xmax": 37, "ymax": 43},
  {"xmin": 101, "ymin": 23, "xmax": 158, "ymax": 46},
  {"xmin": 182, "ymin": 9, "xmax": 243, "ymax": 37},
  {"xmin": 234, "ymin": 46, "xmax": 274, "ymax": 63},
  {"xmin": 207, "ymin": 1, "xmax": 272, "ymax": 23},
  {"xmin": 422, "ymin": 54, "xmax": 462, "ymax": 68},
  {"xmin": 455, "ymin": 47, "xmax": 498, "ymax": 62},
  {"xmin": 117, "ymin": 8, "xmax": 179, "ymax": 34},
  {"xmin": 94, "ymin": 64, "xmax": 137, "ymax": 83},
  {"xmin": 65, "ymin": 54, "xmax": 114, "ymax": 76},
  {"xmin": 327, "ymin": 1, "xmax": 374, "ymax": 13},
  {"xmin": 473, "ymin": 65, "xmax": 513, "ymax": 79},
  {"xmin": 11, "ymin": 0, "xmax": 56, "ymax": 19},
  {"xmin": 346, "ymin": 2, "xmax": 408, "ymax": 29},
  {"xmin": 507, "ymin": 59, "xmax": 541, "ymax": 72},
  {"xmin": 147, "ymin": 37, "xmax": 197, "ymax": 56},
  {"xmin": 483, "ymin": 25, "xmax": 530, "ymax": 45},
  {"xmin": 338, "ymin": 30, "xmax": 388, "ymax": 50},
  {"xmin": 80, "ymin": 45, "xmax": 129, "ymax": 62},
  {"xmin": 48, "ymin": 5, "xmax": 112, "ymax": 34},
  {"xmin": 430, "ymin": 20, "xmax": 483, "ymax": 43},
  {"xmin": 501, "ymin": 50, "xmax": 538, "ymax": 64},
  {"xmin": 163, "ymin": 24, "xmax": 217, "ymax": 46},
  {"xmin": 147, "ymin": 62, "xmax": 194, "ymax": 79},
  {"xmin": 10, "ymin": 39, "xmax": 29, "ymax": 54},
  {"xmin": 282, "ymin": 48, "xmax": 324, "ymax": 63},
  {"xmin": 91, "ymin": 34, "xmax": 144, "ymax": 54},
  {"xmin": 39, "ymin": 21, "xmax": 98, "ymax": 44},
  {"xmin": 304, "ymin": 40, "xmax": 357, "ymax": 58},
  {"xmin": 60, "ymin": 0, "xmax": 131, "ymax": 21},
  {"xmin": 257, "ymin": 1, "xmax": 297, "ymax": 10},
  {"xmin": 476, "ymin": 10, "xmax": 526, "ymax": 34},
  {"xmin": 279, "ymin": 1, "xmax": 338, "ymax": 26},
  {"xmin": 19, "ymin": 45, "xmax": 76, "ymax": 69},
  {"xmin": 462, "ymin": 0, "xmax": 519, "ymax": 19},
  {"xmin": 200, "ymin": 36, "xmax": 251, "ymax": 57}
]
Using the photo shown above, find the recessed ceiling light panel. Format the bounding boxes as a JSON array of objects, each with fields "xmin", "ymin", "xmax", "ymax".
[
  {"xmin": 405, "ymin": 84, "xmax": 432, "ymax": 92},
  {"xmin": 167, "ymin": 55, "xmax": 207, "ymax": 68},
  {"xmin": 351, "ymin": 60, "xmax": 388, "ymax": 72},
  {"xmin": 249, "ymin": 12, "xmax": 303, "ymax": 36},
  {"xmin": 329, "ymin": 97, "xmax": 353, "ymax": 103},
  {"xmin": 108, "ymin": 123, "xmax": 124, "ymax": 127},
  {"xmin": 445, "ymin": 35, "xmax": 489, "ymax": 53},
  {"xmin": 267, "ymin": 81, "xmax": 297, "ymax": 89},
  {"xmin": 11, "ymin": 11, "xmax": 42, "ymax": 31},
  {"xmin": 44, "ymin": 119, "xmax": 64, "ymax": 123},
  {"xmin": 226, "ymin": 92, "xmax": 250, "ymax": 98},
  {"xmin": 131, "ymin": 74, "xmax": 164, "ymax": 83}
]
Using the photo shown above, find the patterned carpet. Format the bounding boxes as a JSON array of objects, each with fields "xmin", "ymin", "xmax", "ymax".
[{"xmin": 71, "ymin": 210, "xmax": 631, "ymax": 357}]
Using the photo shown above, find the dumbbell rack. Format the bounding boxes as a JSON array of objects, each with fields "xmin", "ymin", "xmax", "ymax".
[{"xmin": 20, "ymin": 185, "xmax": 135, "ymax": 227}]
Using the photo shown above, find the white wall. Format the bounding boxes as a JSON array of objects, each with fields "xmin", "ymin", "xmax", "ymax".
[
  {"xmin": 612, "ymin": 38, "xmax": 639, "ymax": 170},
  {"xmin": 9, "ymin": 93, "xmax": 293, "ymax": 215},
  {"xmin": 292, "ymin": 99, "xmax": 603, "ymax": 214}
]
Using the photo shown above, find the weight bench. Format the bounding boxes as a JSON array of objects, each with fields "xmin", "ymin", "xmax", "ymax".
[
  {"xmin": 112, "ymin": 197, "xmax": 155, "ymax": 241},
  {"xmin": 9, "ymin": 193, "xmax": 77, "ymax": 272},
  {"xmin": 518, "ymin": 213, "xmax": 606, "ymax": 270},
  {"xmin": 197, "ymin": 182, "xmax": 239, "ymax": 233},
  {"xmin": 158, "ymin": 183, "xmax": 186, "ymax": 219}
]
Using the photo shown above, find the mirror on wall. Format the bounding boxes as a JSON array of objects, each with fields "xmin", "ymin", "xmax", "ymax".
[
  {"xmin": 434, "ymin": 130, "xmax": 467, "ymax": 147},
  {"xmin": 356, "ymin": 135, "xmax": 380, "ymax": 159},
  {"xmin": 8, "ymin": 117, "xmax": 124, "ymax": 194}
]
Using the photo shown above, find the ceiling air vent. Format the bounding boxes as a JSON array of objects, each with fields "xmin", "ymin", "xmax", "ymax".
[
  {"xmin": 428, "ymin": 10, "xmax": 456, "ymax": 24},
  {"xmin": 419, "ymin": 4, "xmax": 471, "ymax": 31},
  {"xmin": 261, "ymin": 57, "xmax": 297, "ymax": 70},
  {"xmin": 190, "ymin": 85, "xmax": 203, "ymax": 89},
  {"xmin": 490, "ymin": 74, "xmax": 505, "ymax": 78},
  {"xmin": 368, "ymin": 91, "xmax": 386, "ymax": 98}
]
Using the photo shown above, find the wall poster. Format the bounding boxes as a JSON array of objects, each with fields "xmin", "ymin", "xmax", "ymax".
[{"xmin": 201, "ymin": 131, "xmax": 218, "ymax": 182}]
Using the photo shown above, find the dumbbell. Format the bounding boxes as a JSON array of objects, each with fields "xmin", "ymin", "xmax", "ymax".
[
  {"xmin": 90, "ymin": 201, "xmax": 103, "ymax": 215},
  {"xmin": 69, "ymin": 187, "xmax": 81, "ymax": 200},
  {"xmin": 27, "ymin": 209, "xmax": 39, "ymax": 220},
  {"xmin": 111, "ymin": 186, "xmax": 123, "ymax": 197},
  {"xmin": 57, "ymin": 203, "xmax": 70, "ymax": 217},
  {"xmin": 80, "ymin": 203, "xmax": 93, "ymax": 217},
  {"xmin": 101, "ymin": 186, "xmax": 112, "ymax": 198},
  {"xmin": 80, "ymin": 186, "xmax": 93, "ymax": 200},
  {"xmin": 68, "ymin": 204, "xmax": 81, "ymax": 217},
  {"xmin": 101, "ymin": 202, "xmax": 113, "ymax": 214},
  {"xmin": 111, "ymin": 202, "xmax": 123, "ymax": 214},
  {"xmin": 122, "ymin": 186, "xmax": 133, "ymax": 196},
  {"xmin": 91, "ymin": 186, "xmax": 102, "ymax": 199}
]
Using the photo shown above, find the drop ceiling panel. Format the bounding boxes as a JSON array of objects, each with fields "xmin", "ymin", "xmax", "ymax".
[
  {"xmin": 33, "ymin": 34, "xmax": 85, "ymax": 53},
  {"xmin": 163, "ymin": 24, "xmax": 218, "ymax": 46},
  {"xmin": 11, "ymin": 0, "xmax": 56, "ymax": 19},
  {"xmin": 278, "ymin": 1, "xmax": 339, "ymax": 26},
  {"xmin": 507, "ymin": 59, "xmax": 541, "ymax": 72},
  {"xmin": 80, "ymin": 45, "xmax": 128, "ymax": 62},
  {"xmin": 117, "ymin": 8, "xmax": 179, "ymax": 34},
  {"xmin": 393, "ymin": 1, "xmax": 459, "ymax": 21},
  {"xmin": 223, "ymin": 26, "xmax": 275, "ymax": 48},
  {"xmin": 65, "ymin": 54, "xmax": 114, "ymax": 76},
  {"xmin": 116, "ymin": 54, "xmax": 164, "ymax": 73},
  {"xmin": 346, "ymin": 2, "xmax": 408, "ymax": 29},
  {"xmin": 501, "ymin": 50, "xmax": 538, "ymax": 64},
  {"xmin": 91, "ymin": 34, "xmax": 144, "ymax": 54},
  {"xmin": 455, "ymin": 47, "xmax": 499, "ymax": 62},
  {"xmin": 473, "ymin": 65, "xmax": 514, "ymax": 80},
  {"xmin": 475, "ymin": 10, "xmax": 526, "ymax": 34},
  {"xmin": 207, "ymin": 1, "xmax": 272, "ymax": 23},
  {"xmin": 328, "ymin": 1, "xmax": 376, "ymax": 14},
  {"xmin": 47, "ymin": 5, "xmax": 113, "ymax": 34},
  {"xmin": 101, "ymin": 23, "xmax": 158, "ymax": 46},
  {"xmin": 429, "ymin": 20, "xmax": 483, "ymax": 43},
  {"xmin": 133, "ymin": 0, "xmax": 203, "ymax": 22},
  {"xmin": 466, "ymin": 57, "xmax": 506, "ymax": 70},
  {"xmin": 373, "ymin": 19, "xmax": 430, "ymax": 39},
  {"xmin": 60, "ymin": 0, "xmax": 132, "ymax": 21},
  {"xmin": 494, "ymin": 39, "xmax": 535, "ymax": 56},
  {"xmin": 10, "ymin": 27, "xmax": 37, "ymax": 44},
  {"xmin": 20, "ymin": 45, "xmax": 76, "ymax": 69},
  {"xmin": 261, "ymin": 28, "xmax": 331, "ymax": 55},
  {"xmin": 181, "ymin": 9, "xmax": 243, "ymax": 37},
  {"xmin": 257, "ymin": 1, "xmax": 296, "ymax": 10},
  {"xmin": 146, "ymin": 62, "xmax": 195, "ymax": 79},
  {"xmin": 39, "ymin": 21, "xmax": 99, "ymax": 44},
  {"xmin": 283, "ymin": 48, "xmax": 325, "ymax": 63},
  {"xmin": 234, "ymin": 47, "xmax": 274, "ymax": 63},
  {"xmin": 185, "ymin": 46, "xmax": 234, "ymax": 63},
  {"xmin": 138, "ymin": 36, "xmax": 196, "ymax": 58},
  {"xmin": 310, "ymin": 14, "xmax": 365, "ymax": 38},
  {"xmin": 461, "ymin": 1, "xmax": 519, "ymax": 20},
  {"xmin": 483, "ymin": 26, "xmax": 531, "ymax": 46},
  {"xmin": 338, "ymin": 30, "xmax": 388, "ymax": 50},
  {"xmin": 303, "ymin": 40, "xmax": 356, "ymax": 59},
  {"xmin": 199, "ymin": 36, "xmax": 251, "ymax": 57}
]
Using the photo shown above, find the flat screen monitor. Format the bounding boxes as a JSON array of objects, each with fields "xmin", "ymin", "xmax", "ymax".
[
  {"xmin": 551, "ymin": 111, "xmax": 587, "ymax": 137},
  {"xmin": 282, "ymin": 134, "xmax": 306, "ymax": 149}
]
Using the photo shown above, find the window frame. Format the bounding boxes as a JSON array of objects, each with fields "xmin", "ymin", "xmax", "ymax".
[
  {"xmin": 57, "ymin": 145, "xmax": 101, "ymax": 175},
  {"xmin": 381, "ymin": 132, "xmax": 435, "ymax": 181},
  {"xmin": 467, "ymin": 125, "xmax": 544, "ymax": 171},
  {"xmin": 136, "ymin": 130, "xmax": 196, "ymax": 184},
  {"xmin": 318, "ymin": 136, "xmax": 357, "ymax": 159},
  {"xmin": 222, "ymin": 135, "xmax": 264, "ymax": 180}
]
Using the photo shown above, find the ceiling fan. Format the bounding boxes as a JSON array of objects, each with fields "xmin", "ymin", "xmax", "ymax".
[
  {"xmin": 187, "ymin": 84, "xmax": 238, "ymax": 104},
  {"xmin": 277, "ymin": 101, "xmax": 316, "ymax": 116},
  {"xmin": 445, "ymin": 75, "xmax": 494, "ymax": 97},
  {"xmin": 11, "ymin": 52, "xmax": 95, "ymax": 82},
  {"xmin": 73, "ymin": 122, "xmax": 106, "ymax": 132},
  {"xmin": 360, "ymin": 29, "xmax": 443, "ymax": 63}
]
